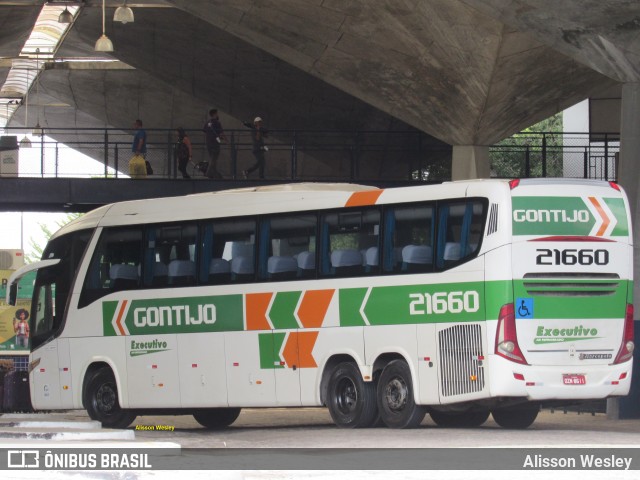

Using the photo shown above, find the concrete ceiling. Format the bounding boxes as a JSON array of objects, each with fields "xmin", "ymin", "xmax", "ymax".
[{"xmin": 1, "ymin": 0, "xmax": 636, "ymax": 147}]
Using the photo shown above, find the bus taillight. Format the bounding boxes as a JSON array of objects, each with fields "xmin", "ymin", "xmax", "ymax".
[
  {"xmin": 495, "ymin": 303, "xmax": 528, "ymax": 365},
  {"xmin": 613, "ymin": 304, "xmax": 635, "ymax": 364}
]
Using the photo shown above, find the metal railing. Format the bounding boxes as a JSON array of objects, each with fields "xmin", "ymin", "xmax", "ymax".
[{"xmin": 0, "ymin": 128, "xmax": 621, "ymax": 182}]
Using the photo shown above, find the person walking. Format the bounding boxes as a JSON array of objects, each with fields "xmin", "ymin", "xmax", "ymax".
[
  {"xmin": 243, "ymin": 116, "xmax": 269, "ymax": 179},
  {"xmin": 175, "ymin": 127, "xmax": 192, "ymax": 179},
  {"xmin": 132, "ymin": 119, "xmax": 147, "ymax": 157},
  {"xmin": 202, "ymin": 109, "xmax": 227, "ymax": 179},
  {"xmin": 130, "ymin": 119, "xmax": 150, "ymax": 178}
]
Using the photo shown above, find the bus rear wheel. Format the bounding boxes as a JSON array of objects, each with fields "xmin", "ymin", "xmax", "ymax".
[
  {"xmin": 491, "ymin": 402, "xmax": 540, "ymax": 429},
  {"xmin": 326, "ymin": 362, "xmax": 378, "ymax": 428},
  {"xmin": 429, "ymin": 409, "xmax": 490, "ymax": 428},
  {"xmin": 84, "ymin": 368, "xmax": 136, "ymax": 429},
  {"xmin": 377, "ymin": 360, "xmax": 426, "ymax": 428},
  {"xmin": 193, "ymin": 408, "xmax": 241, "ymax": 429}
]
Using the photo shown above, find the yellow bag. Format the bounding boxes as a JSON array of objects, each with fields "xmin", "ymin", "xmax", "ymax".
[{"xmin": 129, "ymin": 154, "xmax": 147, "ymax": 179}]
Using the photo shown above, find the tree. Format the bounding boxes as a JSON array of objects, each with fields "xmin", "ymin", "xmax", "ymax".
[
  {"xmin": 25, "ymin": 213, "xmax": 83, "ymax": 264},
  {"xmin": 490, "ymin": 113, "xmax": 564, "ymax": 178}
]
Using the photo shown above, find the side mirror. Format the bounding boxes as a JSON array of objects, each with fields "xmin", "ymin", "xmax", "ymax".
[{"xmin": 8, "ymin": 282, "xmax": 17, "ymax": 306}]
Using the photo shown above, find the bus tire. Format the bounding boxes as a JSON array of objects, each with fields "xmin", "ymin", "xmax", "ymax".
[
  {"xmin": 491, "ymin": 403, "xmax": 540, "ymax": 429},
  {"xmin": 84, "ymin": 368, "xmax": 136, "ymax": 429},
  {"xmin": 193, "ymin": 408, "xmax": 241, "ymax": 429},
  {"xmin": 429, "ymin": 409, "xmax": 490, "ymax": 428},
  {"xmin": 326, "ymin": 362, "xmax": 378, "ymax": 428},
  {"xmin": 377, "ymin": 360, "xmax": 426, "ymax": 429}
]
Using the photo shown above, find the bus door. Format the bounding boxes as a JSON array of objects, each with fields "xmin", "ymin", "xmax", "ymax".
[{"xmin": 7, "ymin": 260, "xmax": 64, "ymax": 410}]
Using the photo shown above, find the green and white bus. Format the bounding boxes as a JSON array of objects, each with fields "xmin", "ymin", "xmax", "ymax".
[{"xmin": 7, "ymin": 179, "xmax": 634, "ymax": 429}]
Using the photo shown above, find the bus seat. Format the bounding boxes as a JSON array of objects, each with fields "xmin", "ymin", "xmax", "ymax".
[
  {"xmin": 109, "ymin": 264, "xmax": 139, "ymax": 291},
  {"xmin": 331, "ymin": 249, "xmax": 363, "ymax": 276},
  {"xmin": 151, "ymin": 261, "xmax": 168, "ymax": 286},
  {"xmin": 443, "ymin": 242, "xmax": 462, "ymax": 261},
  {"xmin": 297, "ymin": 251, "xmax": 316, "ymax": 278},
  {"xmin": 393, "ymin": 246, "xmax": 404, "ymax": 266},
  {"xmin": 231, "ymin": 256, "xmax": 254, "ymax": 282},
  {"xmin": 268, "ymin": 256, "xmax": 298, "ymax": 280},
  {"xmin": 402, "ymin": 245, "xmax": 433, "ymax": 272},
  {"xmin": 365, "ymin": 246, "xmax": 380, "ymax": 273},
  {"xmin": 209, "ymin": 258, "xmax": 230, "ymax": 284},
  {"xmin": 168, "ymin": 259, "xmax": 196, "ymax": 285}
]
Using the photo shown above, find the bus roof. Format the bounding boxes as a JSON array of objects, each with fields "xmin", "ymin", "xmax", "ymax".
[{"xmin": 51, "ymin": 178, "xmax": 623, "ymax": 240}]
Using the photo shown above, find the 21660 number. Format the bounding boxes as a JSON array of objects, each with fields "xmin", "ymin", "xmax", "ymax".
[
  {"xmin": 535, "ymin": 248, "xmax": 609, "ymax": 266},
  {"xmin": 409, "ymin": 291, "xmax": 480, "ymax": 315}
]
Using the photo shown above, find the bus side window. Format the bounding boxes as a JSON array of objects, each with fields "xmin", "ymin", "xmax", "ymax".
[
  {"xmin": 383, "ymin": 204, "xmax": 434, "ymax": 274},
  {"xmin": 259, "ymin": 214, "xmax": 317, "ymax": 282},
  {"xmin": 202, "ymin": 219, "xmax": 256, "ymax": 284},
  {"xmin": 435, "ymin": 200, "xmax": 485, "ymax": 270},
  {"xmin": 320, "ymin": 209, "xmax": 379, "ymax": 278},
  {"xmin": 145, "ymin": 222, "xmax": 198, "ymax": 287},
  {"xmin": 79, "ymin": 227, "xmax": 143, "ymax": 308}
]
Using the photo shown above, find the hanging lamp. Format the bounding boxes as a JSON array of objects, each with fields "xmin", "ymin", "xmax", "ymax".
[
  {"xmin": 95, "ymin": 0, "xmax": 114, "ymax": 52},
  {"xmin": 58, "ymin": 7, "xmax": 74, "ymax": 24},
  {"xmin": 114, "ymin": 2, "xmax": 134, "ymax": 24}
]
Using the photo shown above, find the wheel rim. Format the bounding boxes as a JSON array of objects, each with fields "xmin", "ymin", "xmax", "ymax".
[
  {"xmin": 95, "ymin": 382, "xmax": 117, "ymax": 415},
  {"xmin": 335, "ymin": 377, "xmax": 358, "ymax": 414},
  {"xmin": 384, "ymin": 376, "xmax": 408, "ymax": 412}
]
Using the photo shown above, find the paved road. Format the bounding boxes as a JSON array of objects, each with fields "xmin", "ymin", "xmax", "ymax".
[
  {"xmin": 131, "ymin": 408, "xmax": 640, "ymax": 448},
  {"xmin": 2, "ymin": 408, "xmax": 640, "ymax": 479}
]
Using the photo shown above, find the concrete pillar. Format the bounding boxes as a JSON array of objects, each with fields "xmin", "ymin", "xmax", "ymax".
[
  {"xmin": 451, "ymin": 145, "xmax": 491, "ymax": 180},
  {"xmin": 612, "ymin": 82, "xmax": 640, "ymax": 419},
  {"xmin": 617, "ymin": 82, "xmax": 640, "ymax": 315}
]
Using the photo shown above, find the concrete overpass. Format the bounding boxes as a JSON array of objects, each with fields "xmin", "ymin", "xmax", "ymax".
[{"xmin": 1, "ymin": 1, "xmax": 638, "ymax": 175}]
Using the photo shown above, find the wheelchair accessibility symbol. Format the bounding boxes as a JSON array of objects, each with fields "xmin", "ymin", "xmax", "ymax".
[{"xmin": 516, "ymin": 298, "xmax": 534, "ymax": 319}]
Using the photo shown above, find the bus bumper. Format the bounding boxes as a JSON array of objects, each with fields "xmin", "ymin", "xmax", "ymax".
[{"xmin": 487, "ymin": 355, "xmax": 633, "ymax": 401}]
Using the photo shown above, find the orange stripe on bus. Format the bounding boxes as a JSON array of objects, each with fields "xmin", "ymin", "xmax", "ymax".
[
  {"xmin": 298, "ymin": 289, "xmax": 335, "ymax": 328},
  {"xmin": 281, "ymin": 332, "xmax": 298, "ymax": 368},
  {"xmin": 588, "ymin": 197, "xmax": 610, "ymax": 236},
  {"xmin": 245, "ymin": 293, "xmax": 273, "ymax": 330},
  {"xmin": 345, "ymin": 190, "xmax": 383, "ymax": 207},
  {"xmin": 115, "ymin": 300, "xmax": 128, "ymax": 336},
  {"xmin": 297, "ymin": 331, "xmax": 319, "ymax": 368}
]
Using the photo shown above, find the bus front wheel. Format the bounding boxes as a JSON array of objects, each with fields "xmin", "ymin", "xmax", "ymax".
[
  {"xmin": 84, "ymin": 368, "xmax": 136, "ymax": 429},
  {"xmin": 491, "ymin": 402, "xmax": 540, "ymax": 429},
  {"xmin": 326, "ymin": 362, "xmax": 378, "ymax": 428},
  {"xmin": 193, "ymin": 408, "xmax": 241, "ymax": 429},
  {"xmin": 377, "ymin": 360, "xmax": 426, "ymax": 428}
]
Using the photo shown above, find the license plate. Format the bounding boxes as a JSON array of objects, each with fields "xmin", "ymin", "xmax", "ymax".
[{"xmin": 563, "ymin": 374, "xmax": 586, "ymax": 385}]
